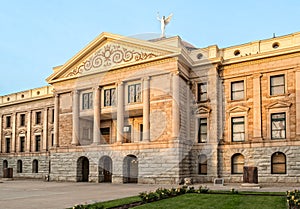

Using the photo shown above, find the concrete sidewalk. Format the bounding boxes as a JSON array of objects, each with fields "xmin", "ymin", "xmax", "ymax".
[{"xmin": 0, "ymin": 180, "xmax": 299, "ymax": 209}]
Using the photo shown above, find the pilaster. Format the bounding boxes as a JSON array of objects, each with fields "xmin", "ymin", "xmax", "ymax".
[
  {"xmin": 43, "ymin": 108, "xmax": 48, "ymax": 151},
  {"xmin": 0, "ymin": 114, "xmax": 2, "ymax": 153},
  {"xmin": 172, "ymin": 72, "xmax": 180, "ymax": 139},
  {"xmin": 53, "ymin": 93, "xmax": 59, "ymax": 147},
  {"xmin": 26, "ymin": 111, "xmax": 31, "ymax": 152},
  {"xmin": 93, "ymin": 86, "xmax": 101, "ymax": 144},
  {"xmin": 11, "ymin": 113, "xmax": 16, "ymax": 153},
  {"xmin": 143, "ymin": 77, "xmax": 150, "ymax": 142},
  {"xmin": 72, "ymin": 90, "xmax": 80, "ymax": 145},
  {"xmin": 117, "ymin": 82, "xmax": 124, "ymax": 143},
  {"xmin": 296, "ymin": 70, "xmax": 300, "ymax": 135},
  {"xmin": 253, "ymin": 73, "xmax": 262, "ymax": 138}
]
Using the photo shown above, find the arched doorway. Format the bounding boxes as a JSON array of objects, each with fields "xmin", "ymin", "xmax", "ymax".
[
  {"xmin": 123, "ymin": 155, "xmax": 138, "ymax": 183},
  {"xmin": 99, "ymin": 156, "xmax": 112, "ymax": 183},
  {"xmin": 77, "ymin": 156, "xmax": 89, "ymax": 182}
]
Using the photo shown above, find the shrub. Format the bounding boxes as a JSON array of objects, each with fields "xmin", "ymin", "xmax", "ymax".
[{"xmin": 287, "ymin": 190, "xmax": 300, "ymax": 209}]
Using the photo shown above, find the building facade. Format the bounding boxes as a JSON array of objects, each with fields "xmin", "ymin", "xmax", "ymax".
[{"xmin": 1, "ymin": 32, "xmax": 300, "ymax": 184}]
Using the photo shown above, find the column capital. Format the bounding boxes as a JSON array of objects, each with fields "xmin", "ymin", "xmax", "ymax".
[
  {"xmin": 253, "ymin": 73, "xmax": 262, "ymax": 79},
  {"xmin": 118, "ymin": 81, "xmax": 124, "ymax": 86},
  {"xmin": 72, "ymin": 90, "xmax": 79, "ymax": 96},
  {"xmin": 93, "ymin": 86, "xmax": 102, "ymax": 91},
  {"xmin": 143, "ymin": 76, "xmax": 150, "ymax": 81}
]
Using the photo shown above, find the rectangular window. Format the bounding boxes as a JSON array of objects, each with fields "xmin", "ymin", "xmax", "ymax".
[
  {"xmin": 123, "ymin": 125, "xmax": 131, "ymax": 143},
  {"xmin": 128, "ymin": 84, "xmax": 141, "ymax": 103},
  {"xmin": 198, "ymin": 118, "xmax": 207, "ymax": 143},
  {"xmin": 104, "ymin": 88, "xmax": 116, "ymax": 107},
  {"xmin": 82, "ymin": 92, "xmax": 93, "ymax": 110},
  {"xmin": 51, "ymin": 133, "xmax": 54, "ymax": 147},
  {"xmin": 270, "ymin": 75, "xmax": 285, "ymax": 95},
  {"xmin": 197, "ymin": 83, "xmax": 207, "ymax": 102},
  {"xmin": 6, "ymin": 116, "xmax": 11, "ymax": 128},
  {"xmin": 231, "ymin": 81, "xmax": 244, "ymax": 100},
  {"xmin": 140, "ymin": 124, "xmax": 143, "ymax": 141},
  {"xmin": 20, "ymin": 114, "xmax": 26, "ymax": 126},
  {"xmin": 231, "ymin": 117, "xmax": 245, "ymax": 142},
  {"xmin": 20, "ymin": 136, "xmax": 25, "ymax": 152},
  {"xmin": 6, "ymin": 138, "xmax": 10, "ymax": 153},
  {"xmin": 51, "ymin": 109, "xmax": 55, "ymax": 124},
  {"xmin": 82, "ymin": 128, "xmax": 91, "ymax": 140},
  {"xmin": 100, "ymin": 127, "xmax": 110, "ymax": 144},
  {"xmin": 35, "ymin": 112, "xmax": 41, "ymax": 125},
  {"xmin": 271, "ymin": 113, "xmax": 286, "ymax": 139},
  {"xmin": 35, "ymin": 135, "xmax": 41, "ymax": 152}
]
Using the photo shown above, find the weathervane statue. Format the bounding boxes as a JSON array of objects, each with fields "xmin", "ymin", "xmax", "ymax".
[{"xmin": 157, "ymin": 12, "xmax": 173, "ymax": 38}]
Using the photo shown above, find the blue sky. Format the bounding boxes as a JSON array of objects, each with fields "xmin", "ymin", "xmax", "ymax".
[{"xmin": 0, "ymin": 0, "xmax": 299, "ymax": 95}]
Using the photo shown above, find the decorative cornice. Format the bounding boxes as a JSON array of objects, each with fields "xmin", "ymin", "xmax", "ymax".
[
  {"xmin": 265, "ymin": 101, "xmax": 292, "ymax": 109},
  {"xmin": 66, "ymin": 44, "xmax": 159, "ymax": 77},
  {"xmin": 195, "ymin": 105, "xmax": 211, "ymax": 115},
  {"xmin": 227, "ymin": 105, "xmax": 250, "ymax": 113}
]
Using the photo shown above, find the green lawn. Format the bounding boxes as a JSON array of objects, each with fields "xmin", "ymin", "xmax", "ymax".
[{"xmin": 133, "ymin": 193, "xmax": 286, "ymax": 209}]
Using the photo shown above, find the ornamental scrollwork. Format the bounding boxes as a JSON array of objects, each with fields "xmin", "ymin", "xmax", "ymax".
[{"xmin": 67, "ymin": 44, "xmax": 159, "ymax": 77}]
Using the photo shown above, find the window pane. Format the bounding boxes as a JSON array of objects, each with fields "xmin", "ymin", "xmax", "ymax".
[
  {"xmin": 272, "ymin": 154, "xmax": 285, "ymax": 163},
  {"xmin": 271, "ymin": 75, "xmax": 284, "ymax": 86},
  {"xmin": 272, "ymin": 164, "xmax": 285, "ymax": 174},
  {"xmin": 198, "ymin": 83, "xmax": 207, "ymax": 101},
  {"xmin": 88, "ymin": 93, "xmax": 93, "ymax": 108},
  {"xmin": 136, "ymin": 84, "xmax": 141, "ymax": 102},
  {"xmin": 105, "ymin": 90, "xmax": 111, "ymax": 106},
  {"xmin": 271, "ymin": 113, "xmax": 286, "ymax": 139},
  {"xmin": 232, "ymin": 82, "xmax": 244, "ymax": 91},
  {"xmin": 129, "ymin": 85, "xmax": 135, "ymax": 103},
  {"xmin": 111, "ymin": 88, "xmax": 116, "ymax": 106},
  {"xmin": 232, "ymin": 91, "xmax": 244, "ymax": 100},
  {"xmin": 271, "ymin": 86, "xmax": 285, "ymax": 95}
]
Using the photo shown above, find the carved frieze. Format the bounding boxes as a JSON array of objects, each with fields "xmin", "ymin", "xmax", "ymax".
[{"xmin": 67, "ymin": 44, "xmax": 159, "ymax": 77}]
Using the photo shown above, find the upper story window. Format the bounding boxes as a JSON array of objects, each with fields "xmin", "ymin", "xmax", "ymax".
[
  {"xmin": 270, "ymin": 74, "xmax": 285, "ymax": 95},
  {"xmin": 20, "ymin": 114, "xmax": 26, "ymax": 126},
  {"xmin": 197, "ymin": 83, "xmax": 207, "ymax": 102},
  {"xmin": 20, "ymin": 136, "xmax": 25, "ymax": 152},
  {"xmin": 128, "ymin": 84, "xmax": 141, "ymax": 103},
  {"xmin": 6, "ymin": 116, "xmax": 11, "ymax": 128},
  {"xmin": 35, "ymin": 135, "xmax": 41, "ymax": 152},
  {"xmin": 198, "ymin": 118, "xmax": 207, "ymax": 143},
  {"xmin": 231, "ymin": 116, "xmax": 245, "ymax": 142},
  {"xmin": 51, "ymin": 109, "xmax": 54, "ymax": 124},
  {"xmin": 104, "ymin": 88, "xmax": 116, "ymax": 107},
  {"xmin": 35, "ymin": 111, "xmax": 41, "ymax": 125},
  {"xmin": 231, "ymin": 81, "xmax": 244, "ymax": 100},
  {"xmin": 271, "ymin": 113, "xmax": 286, "ymax": 139},
  {"xmin": 82, "ymin": 92, "xmax": 93, "ymax": 110}
]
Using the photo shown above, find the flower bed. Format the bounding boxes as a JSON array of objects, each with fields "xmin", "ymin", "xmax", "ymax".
[{"xmin": 287, "ymin": 190, "xmax": 300, "ymax": 209}]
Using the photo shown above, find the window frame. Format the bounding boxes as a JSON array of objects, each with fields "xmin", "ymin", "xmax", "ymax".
[
  {"xmin": 231, "ymin": 153, "xmax": 245, "ymax": 174},
  {"xmin": 32, "ymin": 159, "xmax": 38, "ymax": 173},
  {"xmin": 128, "ymin": 83, "xmax": 142, "ymax": 104},
  {"xmin": 231, "ymin": 80, "xmax": 245, "ymax": 101},
  {"xmin": 271, "ymin": 112, "xmax": 286, "ymax": 140},
  {"xmin": 104, "ymin": 88, "xmax": 116, "ymax": 107},
  {"xmin": 20, "ymin": 136, "xmax": 25, "ymax": 152},
  {"xmin": 271, "ymin": 152, "xmax": 286, "ymax": 174},
  {"xmin": 5, "ymin": 137, "xmax": 11, "ymax": 153},
  {"xmin": 35, "ymin": 111, "xmax": 42, "ymax": 125},
  {"xmin": 6, "ymin": 116, "xmax": 11, "ymax": 128},
  {"xmin": 270, "ymin": 74, "xmax": 285, "ymax": 96},
  {"xmin": 198, "ymin": 154, "xmax": 208, "ymax": 175},
  {"xmin": 20, "ymin": 113, "xmax": 26, "ymax": 127},
  {"xmin": 35, "ymin": 135, "xmax": 41, "ymax": 152},
  {"xmin": 231, "ymin": 116, "xmax": 245, "ymax": 142},
  {"xmin": 82, "ymin": 92, "xmax": 93, "ymax": 110},
  {"xmin": 197, "ymin": 82, "xmax": 208, "ymax": 102},
  {"xmin": 198, "ymin": 118, "xmax": 208, "ymax": 143},
  {"xmin": 17, "ymin": 160, "xmax": 23, "ymax": 173}
]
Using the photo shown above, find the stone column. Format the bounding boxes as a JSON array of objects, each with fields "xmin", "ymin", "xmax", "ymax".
[
  {"xmin": 72, "ymin": 90, "xmax": 80, "ymax": 145},
  {"xmin": 117, "ymin": 82, "xmax": 124, "ymax": 143},
  {"xmin": 186, "ymin": 81, "xmax": 191, "ymax": 141},
  {"xmin": 93, "ymin": 86, "xmax": 101, "ymax": 144},
  {"xmin": 143, "ymin": 77, "xmax": 150, "ymax": 142},
  {"xmin": 253, "ymin": 74, "xmax": 262, "ymax": 138},
  {"xmin": 26, "ymin": 111, "xmax": 31, "ymax": 152},
  {"xmin": 0, "ymin": 114, "xmax": 2, "ymax": 153},
  {"xmin": 172, "ymin": 72, "xmax": 180, "ymax": 139},
  {"xmin": 11, "ymin": 113, "xmax": 16, "ymax": 153},
  {"xmin": 43, "ymin": 108, "xmax": 48, "ymax": 151},
  {"xmin": 296, "ymin": 70, "xmax": 300, "ymax": 135},
  {"xmin": 53, "ymin": 94, "xmax": 59, "ymax": 147}
]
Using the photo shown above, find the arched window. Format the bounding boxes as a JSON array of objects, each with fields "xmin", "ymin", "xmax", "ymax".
[
  {"xmin": 271, "ymin": 152, "xmax": 286, "ymax": 174},
  {"xmin": 231, "ymin": 153, "xmax": 244, "ymax": 174},
  {"xmin": 17, "ymin": 160, "xmax": 23, "ymax": 173},
  {"xmin": 198, "ymin": 154, "xmax": 207, "ymax": 175},
  {"xmin": 3, "ymin": 160, "xmax": 8, "ymax": 169},
  {"xmin": 32, "ymin": 159, "xmax": 38, "ymax": 173}
]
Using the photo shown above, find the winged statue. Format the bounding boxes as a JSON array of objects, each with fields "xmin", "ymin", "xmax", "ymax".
[{"xmin": 157, "ymin": 12, "xmax": 173, "ymax": 38}]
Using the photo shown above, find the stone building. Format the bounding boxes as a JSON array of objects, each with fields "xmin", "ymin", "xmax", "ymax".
[{"xmin": 0, "ymin": 31, "xmax": 300, "ymax": 184}]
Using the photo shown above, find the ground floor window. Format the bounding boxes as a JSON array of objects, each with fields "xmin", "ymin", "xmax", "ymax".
[
  {"xmin": 231, "ymin": 153, "xmax": 244, "ymax": 174},
  {"xmin": 271, "ymin": 152, "xmax": 286, "ymax": 174},
  {"xmin": 17, "ymin": 160, "xmax": 23, "ymax": 173},
  {"xmin": 198, "ymin": 154, "xmax": 207, "ymax": 175},
  {"xmin": 32, "ymin": 159, "xmax": 38, "ymax": 173}
]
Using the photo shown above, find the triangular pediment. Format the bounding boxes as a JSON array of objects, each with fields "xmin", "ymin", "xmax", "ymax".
[
  {"xmin": 46, "ymin": 32, "xmax": 180, "ymax": 84},
  {"xmin": 195, "ymin": 105, "xmax": 211, "ymax": 115},
  {"xmin": 266, "ymin": 101, "xmax": 292, "ymax": 109},
  {"xmin": 227, "ymin": 105, "xmax": 250, "ymax": 113}
]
